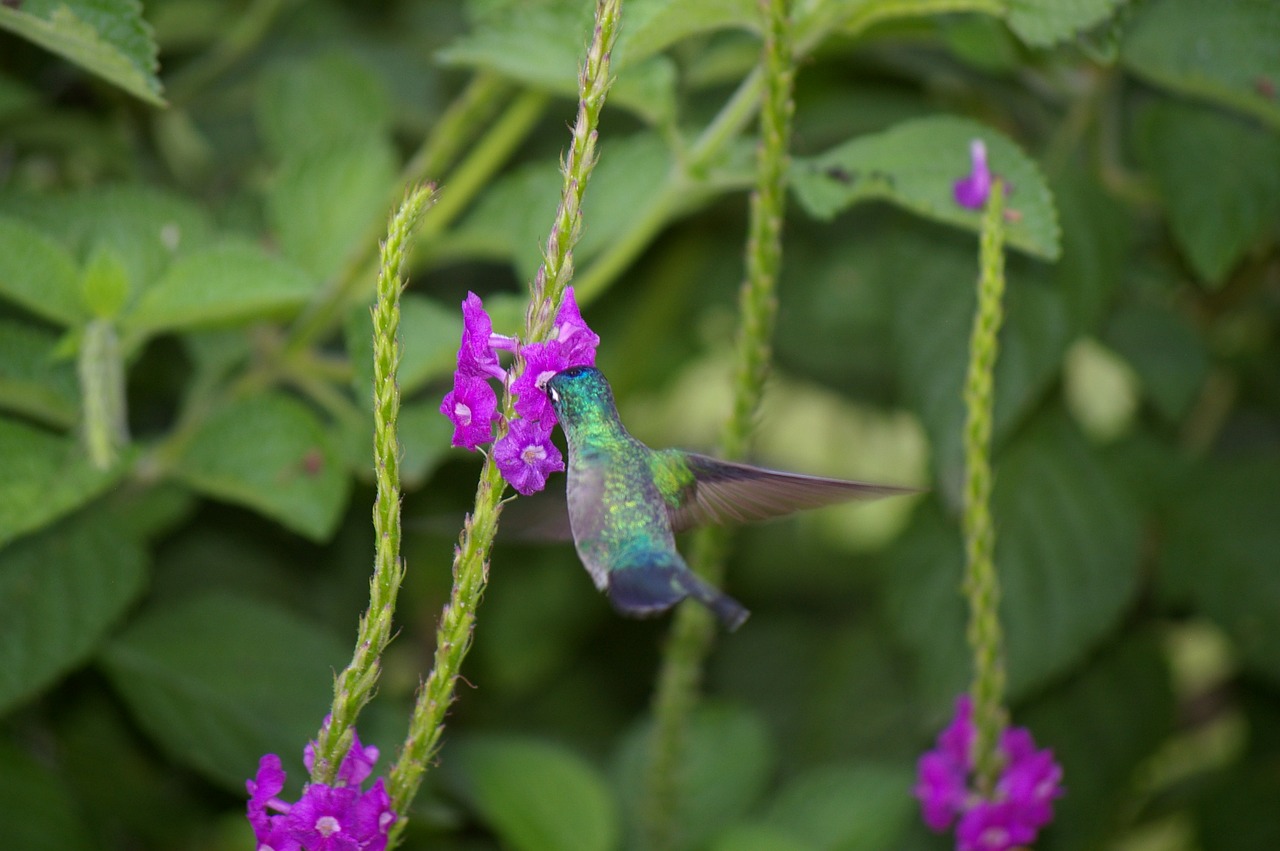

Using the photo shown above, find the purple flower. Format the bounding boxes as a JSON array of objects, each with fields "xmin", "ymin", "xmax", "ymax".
[
  {"xmin": 441, "ymin": 376, "xmax": 499, "ymax": 450},
  {"xmin": 954, "ymin": 139, "xmax": 993, "ymax": 209},
  {"xmin": 957, "ymin": 800, "xmax": 1035, "ymax": 851},
  {"xmin": 493, "ymin": 417, "xmax": 564, "ymax": 495},
  {"xmin": 304, "ymin": 727, "xmax": 381, "ymax": 788},
  {"xmin": 456, "ymin": 292, "xmax": 506, "ymax": 381},
  {"xmin": 914, "ymin": 694, "xmax": 1063, "ymax": 848},
  {"xmin": 552, "ymin": 287, "xmax": 599, "ymax": 367},
  {"xmin": 512, "ymin": 341, "xmax": 569, "ymax": 423},
  {"xmin": 247, "ymin": 730, "xmax": 395, "ymax": 851}
]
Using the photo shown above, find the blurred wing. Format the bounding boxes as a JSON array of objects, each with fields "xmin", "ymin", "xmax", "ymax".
[{"xmin": 666, "ymin": 451, "xmax": 919, "ymax": 534}]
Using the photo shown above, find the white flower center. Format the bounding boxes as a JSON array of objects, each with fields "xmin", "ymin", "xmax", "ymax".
[
  {"xmin": 453, "ymin": 402, "xmax": 472, "ymax": 425},
  {"xmin": 521, "ymin": 443, "xmax": 546, "ymax": 465},
  {"xmin": 315, "ymin": 815, "xmax": 341, "ymax": 837},
  {"xmin": 535, "ymin": 369, "xmax": 557, "ymax": 389}
]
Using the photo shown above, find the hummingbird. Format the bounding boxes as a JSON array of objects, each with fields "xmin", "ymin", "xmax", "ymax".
[{"xmin": 543, "ymin": 365, "xmax": 915, "ymax": 631}]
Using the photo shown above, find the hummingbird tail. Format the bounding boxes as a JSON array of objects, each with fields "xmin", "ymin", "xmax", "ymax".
[{"xmin": 607, "ymin": 554, "xmax": 750, "ymax": 631}]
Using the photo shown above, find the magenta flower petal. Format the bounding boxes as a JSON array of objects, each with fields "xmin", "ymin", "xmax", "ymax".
[
  {"xmin": 513, "ymin": 341, "xmax": 569, "ymax": 423},
  {"xmin": 953, "ymin": 139, "xmax": 993, "ymax": 209},
  {"xmin": 493, "ymin": 417, "xmax": 564, "ymax": 495},
  {"xmin": 286, "ymin": 784, "xmax": 362, "ymax": 851},
  {"xmin": 247, "ymin": 754, "xmax": 290, "ymax": 838},
  {"xmin": 351, "ymin": 779, "xmax": 396, "ymax": 851},
  {"xmin": 441, "ymin": 375, "xmax": 500, "ymax": 450},
  {"xmin": 997, "ymin": 727, "xmax": 1063, "ymax": 830},
  {"xmin": 302, "ymin": 726, "xmax": 380, "ymax": 788},
  {"xmin": 914, "ymin": 751, "xmax": 968, "ymax": 832},
  {"xmin": 957, "ymin": 799, "xmax": 1036, "ymax": 851},
  {"xmin": 552, "ymin": 286, "xmax": 599, "ymax": 367},
  {"xmin": 457, "ymin": 292, "xmax": 506, "ymax": 381},
  {"xmin": 939, "ymin": 694, "xmax": 976, "ymax": 770}
]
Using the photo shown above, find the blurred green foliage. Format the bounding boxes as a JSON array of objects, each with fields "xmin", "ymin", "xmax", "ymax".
[{"xmin": 0, "ymin": 0, "xmax": 1277, "ymax": 849}]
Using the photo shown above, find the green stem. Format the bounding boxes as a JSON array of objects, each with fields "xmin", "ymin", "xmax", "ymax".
[
  {"xmin": 644, "ymin": 1, "xmax": 795, "ymax": 847},
  {"xmin": 310, "ymin": 184, "xmax": 438, "ymax": 785},
  {"xmin": 385, "ymin": 2, "xmax": 621, "ymax": 842},
  {"xmin": 963, "ymin": 178, "xmax": 1009, "ymax": 794},
  {"xmin": 165, "ymin": 0, "xmax": 298, "ymax": 106}
]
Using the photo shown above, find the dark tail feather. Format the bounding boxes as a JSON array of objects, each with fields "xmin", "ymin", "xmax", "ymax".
[{"xmin": 607, "ymin": 555, "xmax": 750, "ymax": 631}]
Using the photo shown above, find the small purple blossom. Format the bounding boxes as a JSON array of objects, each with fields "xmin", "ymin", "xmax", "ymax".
[
  {"xmin": 246, "ymin": 732, "xmax": 396, "ymax": 851},
  {"xmin": 441, "ymin": 375, "xmax": 500, "ymax": 450},
  {"xmin": 914, "ymin": 694, "xmax": 1063, "ymax": 849},
  {"xmin": 493, "ymin": 417, "xmax": 564, "ymax": 496},
  {"xmin": 439, "ymin": 288, "xmax": 599, "ymax": 495},
  {"xmin": 954, "ymin": 139, "xmax": 993, "ymax": 209}
]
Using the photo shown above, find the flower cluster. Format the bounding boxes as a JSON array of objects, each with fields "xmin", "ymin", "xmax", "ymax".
[
  {"xmin": 247, "ymin": 729, "xmax": 395, "ymax": 851},
  {"xmin": 439, "ymin": 288, "xmax": 599, "ymax": 495},
  {"xmin": 915, "ymin": 695, "xmax": 1064, "ymax": 851}
]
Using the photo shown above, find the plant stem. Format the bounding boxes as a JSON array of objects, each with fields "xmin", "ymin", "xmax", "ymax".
[
  {"xmin": 644, "ymin": 1, "xmax": 795, "ymax": 847},
  {"xmin": 384, "ymin": 2, "xmax": 621, "ymax": 842},
  {"xmin": 310, "ymin": 183, "xmax": 438, "ymax": 786},
  {"xmin": 963, "ymin": 178, "xmax": 1009, "ymax": 794}
]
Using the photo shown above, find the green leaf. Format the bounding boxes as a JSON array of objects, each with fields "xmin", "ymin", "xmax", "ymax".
[
  {"xmin": 709, "ymin": 824, "xmax": 815, "ymax": 851},
  {"xmin": 883, "ymin": 410, "xmax": 1144, "ymax": 699},
  {"xmin": 0, "ymin": 320, "xmax": 79, "ymax": 426},
  {"xmin": 125, "ymin": 240, "xmax": 318, "ymax": 334},
  {"xmin": 614, "ymin": 0, "xmax": 758, "ymax": 67},
  {"xmin": 0, "ymin": 184, "xmax": 216, "ymax": 295},
  {"xmin": 267, "ymin": 137, "xmax": 398, "ymax": 282},
  {"xmin": 1122, "ymin": 0, "xmax": 1280, "ymax": 130},
  {"xmin": 791, "ymin": 116, "xmax": 1060, "ymax": 260},
  {"xmin": 347, "ymin": 294, "xmax": 461, "ymax": 398},
  {"xmin": 0, "ymin": 0, "xmax": 163, "ymax": 106},
  {"xmin": 0, "ymin": 215, "xmax": 82, "ymax": 325},
  {"xmin": 440, "ymin": 2, "xmax": 676, "ymax": 125},
  {"xmin": 1004, "ymin": 0, "xmax": 1125, "ymax": 47},
  {"xmin": 1162, "ymin": 454, "xmax": 1280, "ymax": 683},
  {"xmin": 446, "ymin": 734, "xmax": 620, "ymax": 851},
  {"xmin": 79, "ymin": 242, "xmax": 131, "ymax": 318},
  {"xmin": 1104, "ymin": 304, "xmax": 1208, "ymax": 423},
  {"xmin": 172, "ymin": 393, "xmax": 350, "ymax": 541},
  {"xmin": 1022, "ymin": 631, "xmax": 1174, "ymax": 851},
  {"xmin": 1136, "ymin": 101, "xmax": 1280, "ymax": 286},
  {"xmin": 336, "ymin": 401, "xmax": 452, "ymax": 487},
  {"xmin": 255, "ymin": 52, "xmax": 394, "ymax": 159},
  {"xmin": 0, "ymin": 513, "xmax": 146, "ymax": 714},
  {"xmin": 766, "ymin": 764, "xmax": 916, "ymax": 851},
  {"xmin": 614, "ymin": 703, "xmax": 774, "ymax": 849},
  {"xmin": 0, "ymin": 416, "xmax": 124, "ymax": 549},
  {"xmin": 1051, "ymin": 169, "xmax": 1132, "ymax": 335},
  {"xmin": 887, "ymin": 223, "xmax": 1070, "ymax": 495},
  {"xmin": 100, "ymin": 593, "xmax": 348, "ymax": 790},
  {"xmin": 455, "ymin": 133, "xmax": 674, "ymax": 282},
  {"xmin": 0, "ymin": 741, "xmax": 96, "ymax": 851}
]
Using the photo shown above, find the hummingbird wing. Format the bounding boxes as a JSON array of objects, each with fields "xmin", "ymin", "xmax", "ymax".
[{"xmin": 657, "ymin": 450, "xmax": 919, "ymax": 534}]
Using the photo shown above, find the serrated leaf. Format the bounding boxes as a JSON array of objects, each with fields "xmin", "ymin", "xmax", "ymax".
[
  {"xmin": 1162, "ymin": 454, "xmax": 1280, "ymax": 683},
  {"xmin": 255, "ymin": 52, "xmax": 393, "ymax": 159},
  {"xmin": 0, "ymin": 319, "xmax": 79, "ymax": 426},
  {"xmin": 791, "ymin": 116, "xmax": 1060, "ymax": 260},
  {"xmin": 883, "ymin": 410, "xmax": 1143, "ymax": 700},
  {"xmin": 445, "ymin": 735, "xmax": 619, "ymax": 851},
  {"xmin": 1122, "ymin": 0, "xmax": 1280, "ymax": 130},
  {"xmin": 0, "ymin": 514, "xmax": 146, "ymax": 714},
  {"xmin": 267, "ymin": 137, "xmax": 398, "ymax": 282},
  {"xmin": 100, "ymin": 594, "xmax": 348, "ymax": 790},
  {"xmin": 614, "ymin": 0, "xmax": 758, "ymax": 67},
  {"xmin": 125, "ymin": 240, "xmax": 317, "ymax": 334},
  {"xmin": 0, "ymin": 0, "xmax": 163, "ymax": 106},
  {"xmin": 172, "ymin": 393, "xmax": 349, "ymax": 541},
  {"xmin": 0, "ymin": 215, "xmax": 81, "ymax": 325},
  {"xmin": 1005, "ymin": 0, "xmax": 1124, "ymax": 47},
  {"xmin": 1136, "ymin": 101, "xmax": 1280, "ymax": 286},
  {"xmin": 0, "ymin": 417, "xmax": 124, "ymax": 549},
  {"xmin": 0, "ymin": 741, "xmax": 96, "ymax": 851},
  {"xmin": 766, "ymin": 764, "xmax": 916, "ymax": 851},
  {"xmin": 614, "ymin": 703, "xmax": 773, "ymax": 849},
  {"xmin": 440, "ymin": 2, "xmax": 676, "ymax": 124}
]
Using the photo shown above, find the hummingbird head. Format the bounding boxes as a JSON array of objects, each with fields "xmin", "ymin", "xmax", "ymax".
[{"xmin": 546, "ymin": 365, "xmax": 617, "ymax": 431}]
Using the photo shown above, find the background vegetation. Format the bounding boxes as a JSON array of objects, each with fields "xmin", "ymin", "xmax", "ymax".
[{"xmin": 0, "ymin": 0, "xmax": 1277, "ymax": 849}]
